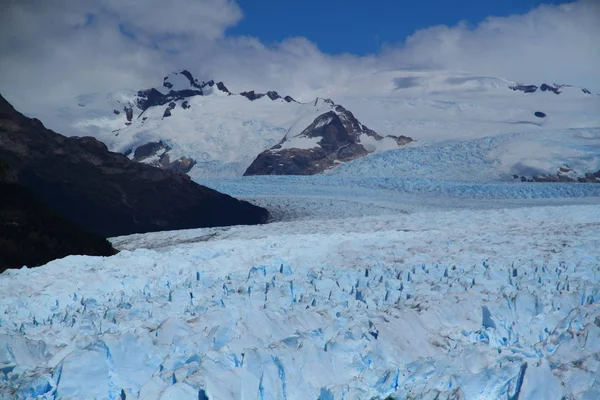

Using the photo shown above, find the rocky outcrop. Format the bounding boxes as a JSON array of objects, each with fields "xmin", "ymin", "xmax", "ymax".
[
  {"xmin": 509, "ymin": 84, "xmax": 538, "ymax": 94},
  {"xmin": 244, "ymin": 101, "xmax": 412, "ymax": 175},
  {"xmin": 509, "ymin": 82, "xmax": 594, "ymax": 96},
  {"xmin": 240, "ymin": 90, "xmax": 265, "ymax": 101},
  {"xmin": 509, "ymin": 83, "xmax": 563, "ymax": 94},
  {"xmin": 133, "ymin": 140, "xmax": 170, "ymax": 161},
  {"xmin": 540, "ymin": 83, "xmax": 561, "ymax": 95},
  {"xmin": 216, "ymin": 82, "xmax": 231, "ymax": 94},
  {"xmin": 0, "ymin": 160, "xmax": 116, "ymax": 270},
  {"xmin": 514, "ymin": 165, "xmax": 600, "ymax": 183},
  {"xmin": 534, "ymin": 111, "xmax": 547, "ymax": 118},
  {"xmin": 162, "ymin": 102, "xmax": 176, "ymax": 118},
  {"xmin": 0, "ymin": 93, "xmax": 269, "ymax": 238},
  {"xmin": 240, "ymin": 90, "xmax": 296, "ymax": 103},
  {"xmin": 136, "ymin": 87, "xmax": 202, "ymax": 112},
  {"xmin": 135, "ymin": 71, "xmax": 296, "ymax": 115},
  {"xmin": 132, "ymin": 141, "xmax": 197, "ymax": 174}
]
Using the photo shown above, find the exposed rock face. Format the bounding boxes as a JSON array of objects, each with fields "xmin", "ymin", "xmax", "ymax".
[
  {"xmin": 162, "ymin": 102, "xmax": 176, "ymax": 118},
  {"xmin": 124, "ymin": 105, "xmax": 133, "ymax": 122},
  {"xmin": 162, "ymin": 155, "xmax": 197, "ymax": 174},
  {"xmin": 0, "ymin": 160, "xmax": 116, "ymax": 270},
  {"xmin": 244, "ymin": 101, "xmax": 412, "ymax": 175},
  {"xmin": 540, "ymin": 83, "xmax": 560, "ymax": 95},
  {"xmin": 267, "ymin": 91, "xmax": 281, "ymax": 101},
  {"xmin": 509, "ymin": 82, "xmax": 593, "ymax": 96},
  {"xmin": 534, "ymin": 111, "xmax": 547, "ymax": 118},
  {"xmin": 136, "ymin": 87, "xmax": 202, "ymax": 112},
  {"xmin": 178, "ymin": 69, "xmax": 204, "ymax": 90},
  {"xmin": 578, "ymin": 171, "xmax": 600, "ymax": 183},
  {"xmin": 132, "ymin": 141, "xmax": 171, "ymax": 161},
  {"xmin": 514, "ymin": 165, "xmax": 600, "ymax": 183},
  {"xmin": 134, "ymin": 71, "xmax": 296, "ymax": 115},
  {"xmin": 131, "ymin": 141, "xmax": 197, "ymax": 174},
  {"xmin": 240, "ymin": 90, "xmax": 264, "ymax": 101},
  {"xmin": 0, "ymin": 93, "xmax": 269, "ymax": 238},
  {"xmin": 216, "ymin": 82, "xmax": 231, "ymax": 94},
  {"xmin": 509, "ymin": 84, "xmax": 539, "ymax": 94}
]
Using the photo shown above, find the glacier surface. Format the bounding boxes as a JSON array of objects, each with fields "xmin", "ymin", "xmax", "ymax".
[{"xmin": 2, "ymin": 201, "xmax": 600, "ymax": 399}]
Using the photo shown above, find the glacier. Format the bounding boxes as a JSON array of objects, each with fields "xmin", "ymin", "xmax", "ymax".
[{"xmin": 2, "ymin": 200, "xmax": 600, "ymax": 399}]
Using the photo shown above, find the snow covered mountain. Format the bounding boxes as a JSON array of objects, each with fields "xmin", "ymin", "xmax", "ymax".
[
  {"xmin": 244, "ymin": 99, "xmax": 412, "ymax": 175},
  {"xmin": 73, "ymin": 71, "xmax": 406, "ymax": 178},
  {"xmin": 66, "ymin": 69, "xmax": 600, "ymax": 180}
]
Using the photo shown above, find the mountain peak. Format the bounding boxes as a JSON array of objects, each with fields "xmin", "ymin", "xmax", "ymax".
[
  {"xmin": 134, "ymin": 70, "xmax": 298, "ymax": 113},
  {"xmin": 244, "ymin": 100, "xmax": 412, "ymax": 176}
]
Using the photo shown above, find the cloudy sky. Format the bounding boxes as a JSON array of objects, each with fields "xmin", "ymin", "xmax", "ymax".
[{"xmin": 0, "ymin": 0, "xmax": 598, "ymax": 128}]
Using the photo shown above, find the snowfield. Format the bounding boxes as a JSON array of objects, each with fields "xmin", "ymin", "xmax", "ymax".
[{"xmin": 2, "ymin": 201, "xmax": 600, "ymax": 399}]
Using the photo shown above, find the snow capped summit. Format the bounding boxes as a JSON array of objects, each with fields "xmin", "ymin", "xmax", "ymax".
[
  {"xmin": 161, "ymin": 70, "xmax": 204, "ymax": 92},
  {"xmin": 135, "ymin": 71, "xmax": 232, "ymax": 114},
  {"xmin": 245, "ymin": 100, "xmax": 412, "ymax": 175}
]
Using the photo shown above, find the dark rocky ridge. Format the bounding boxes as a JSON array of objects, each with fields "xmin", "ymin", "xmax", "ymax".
[
  {"xmin": 135, "ymin": 71, "xmax": 295, "ymax": 114},
  {"xmin": 540, "ymin": 83, "xmax": 561, "ymax": 95},
  {"xmin": 509, "ymin": 84, "xmax": 539, "ymax": 94},
  {"xmin": 509, "ymin": 83, "xmax": 593, "ymax": 95},
  {"xmin": 0, "ymin": 160, "xmax": 116, "ymax": 270},
  {"xmin": 0, "ymin": 93, "xmax": 269, "ymax": 238},
  {"xmin": 240, "ymin": 90, "xmax": 296, "ymax": 103},
  {"xmin": 132, "ymin": 141, "xmax": 197, "ymax": 174},
  {"xmin": 245, "ymin": 102, "xmax": 412, "ymax": 175},
  {"xmin": 513, "ymin": 165, "xmax": 600, "ymax": 183},
  {"xmin": 136, "ymin": 87, "xmax": 203, "ymax": 112}
]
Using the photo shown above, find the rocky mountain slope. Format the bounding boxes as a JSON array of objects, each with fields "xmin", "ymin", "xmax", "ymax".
[
  {"xmin": 245, "ymin": 99, "xmax": 412, "ymax": 175},
  {"xmin": 0, "ymin": 93, "xmax": 269, "ymax": 238},
  {"xmin": 0, "ymin": 160, "xmax": 116, "ymax": 270}
]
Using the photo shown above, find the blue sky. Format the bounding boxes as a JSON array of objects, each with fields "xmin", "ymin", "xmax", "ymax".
[{"xmin": 229, "ymin": 0, "xmax": 565, "ymax": 55}]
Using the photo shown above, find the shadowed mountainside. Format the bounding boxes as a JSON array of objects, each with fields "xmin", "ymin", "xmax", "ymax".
[
  {"xmin": 0, "ymin": 160, "xmax": 116, "ymax": 270},
  {"xmin": 0, "ymin": 93, "xmax": 269, "ymax": 238}
]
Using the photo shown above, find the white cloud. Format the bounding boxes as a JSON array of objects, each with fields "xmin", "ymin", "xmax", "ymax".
[
  {"xmin": 382, "ymin": 0, "xmax": 600, "ymax": 90},
  {"xmin": 0, "ymin": 0, "xmax": 598, "ymax": 134}
]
